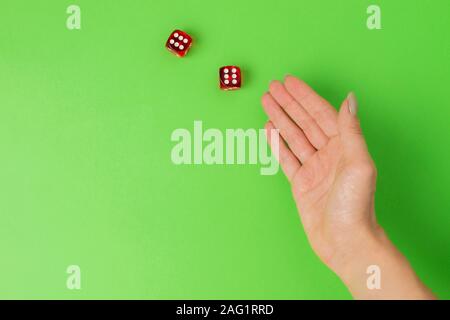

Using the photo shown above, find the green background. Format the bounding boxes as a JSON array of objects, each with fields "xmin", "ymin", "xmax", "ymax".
[{"xmin": 1, "ymin": 0, "xmax": 449, "ymax": 299}]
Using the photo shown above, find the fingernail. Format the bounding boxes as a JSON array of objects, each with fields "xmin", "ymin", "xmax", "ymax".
[{"xmin": 347, "ymin": 92, "xmax": 358, "ymax": 115}]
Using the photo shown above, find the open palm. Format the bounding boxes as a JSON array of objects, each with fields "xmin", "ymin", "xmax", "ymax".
[{"xmin": 262, "ymin": 76, "xmax": 379, "ymax": 270}]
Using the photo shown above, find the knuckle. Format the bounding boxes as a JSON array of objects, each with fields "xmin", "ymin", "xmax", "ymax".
[
  {"xmin": 348, "ymin": 119, "xmax": 363, "ymax": 135},
  {"xmin": 292, "ymin": 130, "xmax": 307, "ymax": 145},
  {"xmin": 299, "ymin": 116, "xmax": 315, "ymax": 133},
  {"xmin": 285, "ymin": 98, "xmax": 297, "ymax": 111},
  {"xmin": 311, "ymin": 107, "xmax": 329, "ymax": 124}
]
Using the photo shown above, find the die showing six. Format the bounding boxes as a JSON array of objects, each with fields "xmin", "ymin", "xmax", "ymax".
[
  {"xmin": 219, "ymin": 66, "xmax": 241, "ymax": 90},
  {"xmin": 166, "ymin": 29, "xmax": 242, "ymax": 90}
]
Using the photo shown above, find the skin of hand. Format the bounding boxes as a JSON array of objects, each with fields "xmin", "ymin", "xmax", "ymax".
[{"xmin": 261, "ymin": 75, "xmax": 435, "ymax": 299}]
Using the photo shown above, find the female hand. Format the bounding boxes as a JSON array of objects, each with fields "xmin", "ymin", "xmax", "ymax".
[{"xmin": 261, "ymin": 75, "xmax": 434, "ymax": 299}]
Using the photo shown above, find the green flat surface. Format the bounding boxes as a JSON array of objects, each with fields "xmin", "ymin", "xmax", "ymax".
[{"xmin": 0, "ymin": 0, "xmax": 449, "ymax": 299}]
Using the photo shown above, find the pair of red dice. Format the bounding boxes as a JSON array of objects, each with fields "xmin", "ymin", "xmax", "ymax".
[{"xmin": 165, "ymin": 29, "xmax": 241, "ymax": 91}]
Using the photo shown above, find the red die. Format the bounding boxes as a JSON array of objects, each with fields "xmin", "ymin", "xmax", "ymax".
[
  {"xmin": 219, "ymin": 66, "xmax": 241, "ymax": 90},
  {"xmin": 166, "ymin": 30, "xmax": 192, "ymax": 57}
]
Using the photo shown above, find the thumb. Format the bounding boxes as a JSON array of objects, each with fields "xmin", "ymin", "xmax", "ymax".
[{"xmin": 338, "ymin": 92, "xmax": 370, "ymax": 160}]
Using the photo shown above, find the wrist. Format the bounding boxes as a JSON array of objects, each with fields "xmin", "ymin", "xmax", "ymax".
[
  {"xmin": 330, "ymin": 224, "xmax": 387, "ymax": 282},
  {"xmin": 333, "ymin": 226, "xmax": 435, "ymax": 299},
  {"xmin": 334, "ymin": 225, "xmax": 389, "ymax": 283}
]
